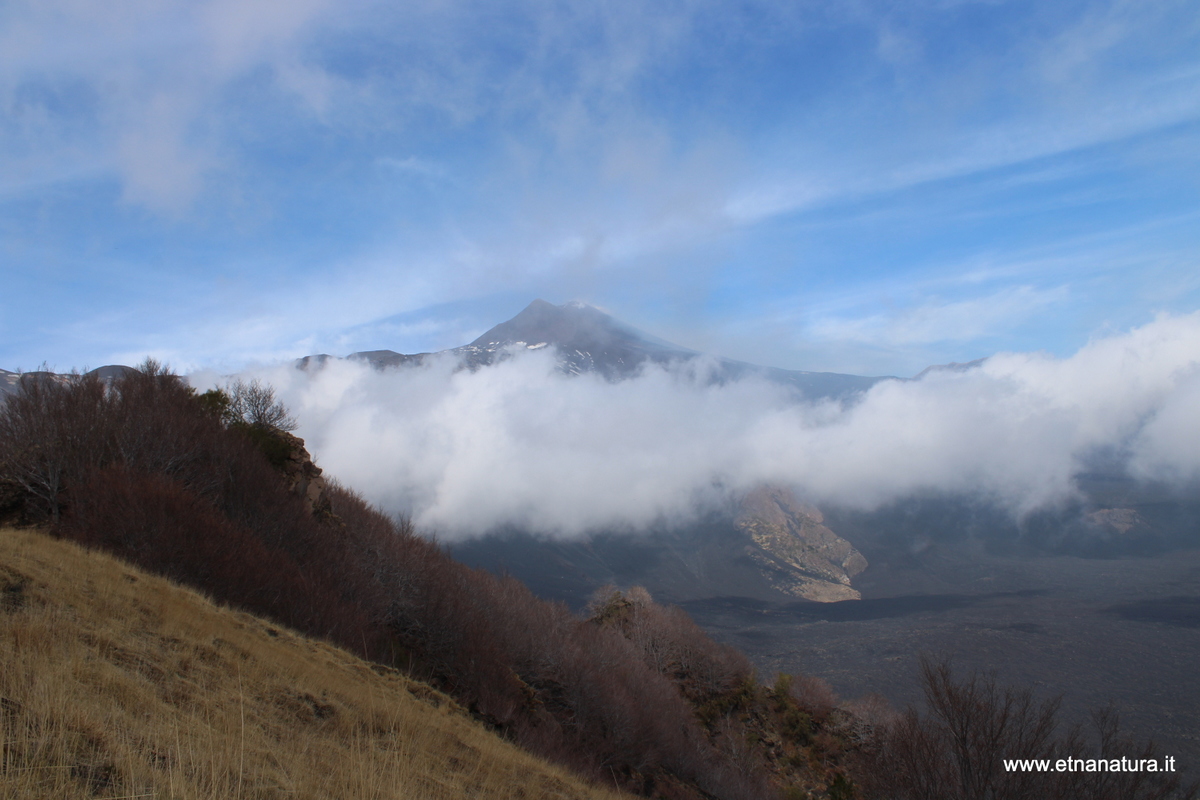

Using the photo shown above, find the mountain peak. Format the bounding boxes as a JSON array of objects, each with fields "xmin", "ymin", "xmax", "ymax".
[
  {"xmin": 471, "ymin": 300, "xmax": 631, "ymax": 348},
  {"xmin": 462, "ymin": 300, "xmax": 686, "ymax": 377}
]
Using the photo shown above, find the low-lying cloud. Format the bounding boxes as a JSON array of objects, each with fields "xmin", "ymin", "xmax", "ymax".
[{"xmin": 229, "ymin": 312, "xmax": 1200, "ymax": 539}]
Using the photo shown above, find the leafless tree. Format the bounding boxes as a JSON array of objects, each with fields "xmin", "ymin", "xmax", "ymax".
[
  {"xmin": 226, "ymin": 378, "xmax": 297, "ymax": 431},
  {"xmin": 0, "ymin": 369, "xmax": 112, "ymax": 521}
]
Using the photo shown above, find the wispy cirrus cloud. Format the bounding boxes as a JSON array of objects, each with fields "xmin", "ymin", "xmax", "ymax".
[
  {"xmin": 2, "ymin": 0, "xmax": 1198, "ymax": 377},
  {"xmin": 805, "ymin": 285, "xmax": 1069, "ymax": 348}
]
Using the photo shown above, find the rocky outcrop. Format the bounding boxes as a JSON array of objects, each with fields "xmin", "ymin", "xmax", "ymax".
[
  {"xmin": 274, "ymin": 431, "xmax": 332, "ymax": 518},
  {"xmin": 736, "ymin": 486, "xmax": 867, "ymax": 602},
  {"xmin": 1084, "ymin": 507, "xmax": 1151, "ymax": 536}
]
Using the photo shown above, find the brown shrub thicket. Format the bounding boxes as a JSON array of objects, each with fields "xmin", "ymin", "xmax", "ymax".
[
  {"xmin": 588, "ymin": 586, "xmax": 755, "ymax": 711},
  {"xmin": 787, "ymin": 674, "xmax": 840, "ymax": 723}
]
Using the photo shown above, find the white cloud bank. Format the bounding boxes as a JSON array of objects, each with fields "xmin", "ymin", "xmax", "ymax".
[{"xmin": 229, "ymin": 313, "xmax": 1200, "ymax": 539}]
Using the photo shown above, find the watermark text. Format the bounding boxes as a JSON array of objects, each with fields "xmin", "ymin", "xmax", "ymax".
[{"xmin": 1004, "ymin": 756, "xmax": 1177, "ymax": 773}]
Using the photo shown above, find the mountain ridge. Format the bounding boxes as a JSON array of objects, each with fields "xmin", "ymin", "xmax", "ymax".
[{"xmin": 0, "ymin": 364, "xmax": 137, "ymax": 396}]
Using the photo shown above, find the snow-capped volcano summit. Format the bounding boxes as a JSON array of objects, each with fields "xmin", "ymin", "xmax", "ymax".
[{"xmin": 455, "ymin": 298, "xmax": 696, "ymax": 377}]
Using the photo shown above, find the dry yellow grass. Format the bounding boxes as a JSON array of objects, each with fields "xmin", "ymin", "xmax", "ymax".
[{"xmin": 0, "ymin": 526, "xmax": 627, "ymax": 800}]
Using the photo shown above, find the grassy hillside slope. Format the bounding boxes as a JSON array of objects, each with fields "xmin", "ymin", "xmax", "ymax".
[{"xmin": 0, "ymin": 526, "xmax": 625, "ymax": 800}]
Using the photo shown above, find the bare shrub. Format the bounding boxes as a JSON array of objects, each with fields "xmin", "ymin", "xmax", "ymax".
[
  {"xmin": 225, "ymin": 378, "xmax": 297, "ymax": 431},
  {"xmin": 788, "ymin": 674, "xmax": 839, "ymax": 722},
  {"xmin": 582, "ymin": 587, "xmax": 775, "ymax": 799},
  {"xmin": 860, "ymin": 656, "xmax": 1198, "ymax": 800},
  {"xmin": 836, "ymin": 693, "xmax": 899, "ymax": 745},
  {"xmin": 588, "ymin": 586, "xmax": 753, "ymax": 704}
]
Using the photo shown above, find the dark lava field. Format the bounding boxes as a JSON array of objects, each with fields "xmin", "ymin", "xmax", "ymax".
[{"xmin": 682, "ymin": 543, "xmax": 1200, "ymax": 775}]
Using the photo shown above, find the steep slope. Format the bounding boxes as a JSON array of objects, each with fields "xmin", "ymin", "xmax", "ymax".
[{"xmin": 0, "ymin": 525, "xmax": 626, "ymax": 800}]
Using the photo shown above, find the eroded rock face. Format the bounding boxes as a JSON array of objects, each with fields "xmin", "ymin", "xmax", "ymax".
[
  {"xmin": 736, "ymin": 486, "xmax": 867, "ymax": 602},
  {"xmin": 1085, "ymin": 507, "xmax": 1150, "ymax": 536},
  {"xmin": 275, "ymin": 432, "xmax": 332, "ymax": 518}
]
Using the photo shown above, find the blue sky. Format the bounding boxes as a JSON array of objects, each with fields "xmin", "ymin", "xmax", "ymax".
[{"xmin": 3, "ymin": 0, "xmax": 1198, "ymax": 377}]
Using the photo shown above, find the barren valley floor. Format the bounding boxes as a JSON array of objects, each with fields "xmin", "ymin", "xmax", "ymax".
[{"xmin": 682, "ymin": 546, "xmax": 1200, "ymax": 776}]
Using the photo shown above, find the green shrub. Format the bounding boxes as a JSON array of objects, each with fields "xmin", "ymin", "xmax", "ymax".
[
  {"xmin": 827, "ymin": 773, "xmax": 854, "ymax": 800},
  {"xmin": 781, "ymin": 707, "xmax": 812, "ymax": 743},
  {"xmin": 774, "ymin": 672, "xmax": 793, "ymax": 704},
  {"xmin": 236, "ymin": 422, "xmax": 293, "ymax": 470}
]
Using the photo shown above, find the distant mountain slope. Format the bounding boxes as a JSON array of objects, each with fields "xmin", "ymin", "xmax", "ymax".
[
  {"xmin": 298, "ymin": 299, "xmax": 890, "ymax": 400},
  {"xmin": 453, "ymin": 485, "xmax": 869, "ymax": 608},
  {"xmin": 0, "ymin": 525, "xmax": 625, "ymax": 800}
]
